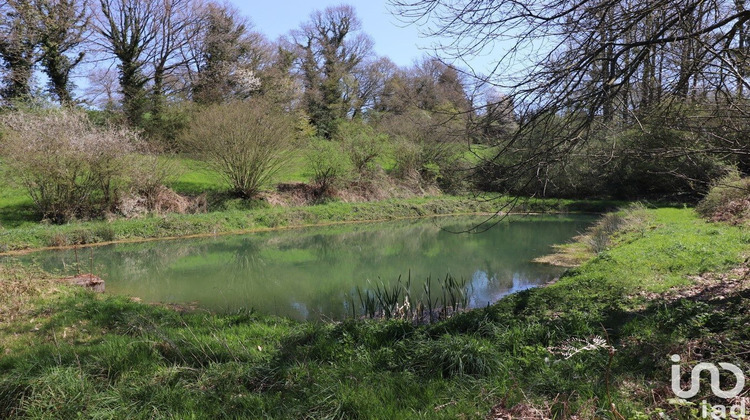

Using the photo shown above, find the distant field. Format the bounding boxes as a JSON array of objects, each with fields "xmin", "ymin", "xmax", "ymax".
[{"xmin": 0, "ymin": 153, "xmax": 315, "ymax": 228}]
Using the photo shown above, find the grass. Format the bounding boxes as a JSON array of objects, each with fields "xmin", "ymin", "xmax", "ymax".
[
  {"xmin": 1, "ymin": 150, "xmax": 626, "ymax": 253},
  {"xmin": 1, "ymin": 206, "xmax": 749, "ymax": 418},
  {"xmin": 0, "ymin": 195, "xmax": 622, "ymax": 253}
]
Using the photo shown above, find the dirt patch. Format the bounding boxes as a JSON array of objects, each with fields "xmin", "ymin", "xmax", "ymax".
[
  {"xmin": 265, "ymin": 177, "xmax": 434, "ymax": 207},
  {"xmin": 59, "ymin": 273, "xmax": 105, "ymax": 293},
  {"xmin": 267, "ymin": 183, "xmax": 323, "ymax": 206},
  {"xmin": 533, "ymin": 240, "xmax": 592, "ymax": 268}
]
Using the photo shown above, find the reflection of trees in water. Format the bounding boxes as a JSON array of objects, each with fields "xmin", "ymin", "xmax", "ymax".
[{"xmin": 24, "ymin": 216, "xmax": 593, "ymax": 320}]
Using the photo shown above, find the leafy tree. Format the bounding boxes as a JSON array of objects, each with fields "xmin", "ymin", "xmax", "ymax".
[
  {"xmin": 290, "ymin": 4, "xmax": 373, "ymax": 138},
  {"xmin": 35, "ymin": 0, "xmax": 88, "ymax": 105},
  {"xmin": 0, "ymin": 0, "xmax": 39, "ymax": 102}
]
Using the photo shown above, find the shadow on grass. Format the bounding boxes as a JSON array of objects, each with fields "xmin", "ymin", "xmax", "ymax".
[{"xmin": 0, "ymin": 202, "xmax": 38, "ymax": 228}]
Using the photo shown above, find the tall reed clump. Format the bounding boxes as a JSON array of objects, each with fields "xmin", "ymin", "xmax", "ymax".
[{"xmin": 353, "ymin": 272, "xmax": 471, "ymax": 323}]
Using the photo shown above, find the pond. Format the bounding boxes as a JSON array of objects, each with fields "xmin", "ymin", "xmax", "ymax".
[{"xmin": 15, "ymin": 215, "xmax": 594, "ymax": 320}]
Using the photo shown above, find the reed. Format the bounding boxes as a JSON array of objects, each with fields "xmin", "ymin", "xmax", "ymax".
[{"xmin": 353, "ymin": 273, "xmax": 472, "ymax": 323}]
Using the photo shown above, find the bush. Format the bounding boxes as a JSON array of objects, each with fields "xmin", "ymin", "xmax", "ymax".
[
  {"xmin": 377, "ymin": 108, "xmax": 465, "ymax": 189},
  {"xmin": 127, "ymin": 154, "xmax": 182, "ymax": 211},
  {"xmin": 306, "ymin": 138, "xmax": 353, "ymax": 195},
  {"xmin": 141, "ymin": 103, "xmax": 194, "ymax": 151},
  {"xmin": 696, "ymin": 170, "xmax": 750, "ymax": 224},
  {"xmin": 392, "ymin": 138, "xmax": 422, "ymax": 181},
  {"xmin": 1, "ymin": 110, "xmax": 139, "ymax": 223},
  {"xmin": 181, "ymin": 98, "xmax": 295, "ymax": 198},
  {"xmin": 335, "ymin": 121, "xmax": 387, "ymax": 175},
  {"xmin": 392, "ymin": 137, "xmax": 463, "ymax": 190}
]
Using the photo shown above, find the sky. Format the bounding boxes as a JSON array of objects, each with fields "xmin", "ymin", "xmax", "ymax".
[{"xmin": 228, "ymin": 1, "xmax": 438, "ymax": 68}]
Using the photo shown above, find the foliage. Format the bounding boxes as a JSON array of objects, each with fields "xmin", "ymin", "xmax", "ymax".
[
  {"xmin": 181, "ymin": 99, "xmax": 295, "ymax": 198},
  {"xmin": 190, "ymin": 2, "xmax": 266, "ymax": 105},
  {"xmin": 0, "ymin": 110, "xmax": 140, "ymax": 223},
  {"xmin": 696, "ymin": 170, "xmax": 750, "ymax": 224},
  {"xmin": 474, "ymin": 116, "xmax": 729, "ymax": 200},
  {"xmin": 335, "ymin": 121, "xmax": 387, "ymax": 175},
  {"xmin": 140, "ymin": 103, "xmax": 194, "ymax": 151},
  {"xmin": 305, "ymin": 137, "xmax": 353, "ymax": 195}
]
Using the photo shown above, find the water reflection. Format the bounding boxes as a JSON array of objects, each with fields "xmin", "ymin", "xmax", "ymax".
[{"xmin": 16, "ymin": 215, "xmax": 593, "ymax": 320}]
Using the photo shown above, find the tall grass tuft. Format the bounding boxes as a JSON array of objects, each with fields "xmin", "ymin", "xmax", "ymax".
[{"xmin": 353, "ymin": 273, "xmax": 472, "ymax": 324}]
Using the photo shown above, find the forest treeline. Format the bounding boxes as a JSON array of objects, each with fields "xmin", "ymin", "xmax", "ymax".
[{"xmin": 1, "ymin": 0, "xmax": 749, "ymax": 223}]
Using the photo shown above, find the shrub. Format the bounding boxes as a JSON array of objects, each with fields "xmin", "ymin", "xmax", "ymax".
[
  {"xmin": 1, "ymin": 110, "xmax": 139, "ymax": 223},
  {"xmin": 392, "ymin": 137, "xmax": 462, "ymax": 189},
  {"xmin": 127, "ymin": 154, "xmax": 182, "ymax": 211},
  {"xmin": 335, "ymin": 121, "xmax": 387, "ymax": 175},
  {"xmin": 378, "ymin": 108, "xmax": 465, "ymax": 188},
  {"xmin": 141, "ymin": 103, "xmax": 194, "ymax": 151},
  {"xmin": 696, "ymin": 170, "xmax": 750, "ymax": 224},
  {"xmin": 181, "ymin": 98, "xmax": 295, "ymax": 198},
  {"xmin": 392, "ymin": 138, "xmax": 422, "ymax": 181},
  {"xmin": 306, "ymin": 138, "xmax": 353, "ymax": 195}
]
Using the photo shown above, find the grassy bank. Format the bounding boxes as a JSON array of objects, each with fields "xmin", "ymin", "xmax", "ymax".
[
  {"xmin": 0, "ymin": 195, "xmax": 620, "ymax": 253},
  {"xmin": 1, "ymin": 207, "xmax": 748, "ymax": 418}
]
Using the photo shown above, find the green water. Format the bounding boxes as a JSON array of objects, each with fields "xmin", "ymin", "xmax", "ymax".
[{"xmin": 17, "ymin": 215, "xmax": 593, "ymax": 320}]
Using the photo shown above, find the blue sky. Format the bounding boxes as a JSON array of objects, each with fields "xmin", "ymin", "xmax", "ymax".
[{"xmin": 228, "ymin": 1, "xmax": 434, "ymax": 68}]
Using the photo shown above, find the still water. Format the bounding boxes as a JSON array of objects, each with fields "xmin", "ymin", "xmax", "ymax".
[{"xmin": 18, "ymin": 215, "xmax": 593, "ymax": 320}]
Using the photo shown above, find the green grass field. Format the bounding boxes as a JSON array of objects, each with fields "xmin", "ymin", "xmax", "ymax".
[
  {"xmin": 1, "ymin": 207, "xmax": 748, "ymax": 418},
  {"xmin": 168, "ymin": 154, "xmax": 313, "ymax": 196}
]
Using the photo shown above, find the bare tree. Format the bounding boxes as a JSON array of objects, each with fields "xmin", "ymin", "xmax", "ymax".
[
  {"xmin": 391, "ymin": 0, "xmax": 750, "ymax": 193},
  {"xmin": 94, "ymin": 0, "xmax": 200, "ymax": 122},
  {"xmin": 345, "ymin": 55, "xmax": 398, "ymax": 118},
  {"xmin": 181, "ymin": 97, "xmax": 295, "ymax": 198},
  {"xmin": 83, "ymin": 67, "xmax": 120, "ymax": 109},
  {"xmin": 95, "ymin": 0, "xmax": 157, "ymax": 122},
  {"xmin": 149, "ymin": 0, "xmax": 200, "ymax": 112}
]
